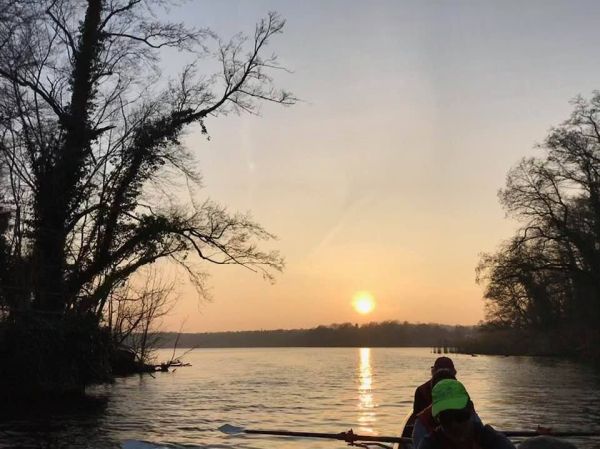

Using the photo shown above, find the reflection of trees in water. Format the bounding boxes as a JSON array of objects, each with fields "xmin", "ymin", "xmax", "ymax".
[
  {"xmin": 460, "ymin": 354, "xmax": 600, "ymax": 434},
  {"xmin": 0, "ymin": 394, "xmax": 109, "ymax": 448}
]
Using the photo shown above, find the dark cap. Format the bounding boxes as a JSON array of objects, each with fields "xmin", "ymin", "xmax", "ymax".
[{"xmin": 432, "ymin": 357, "xmax": 456, "ymax": 375}]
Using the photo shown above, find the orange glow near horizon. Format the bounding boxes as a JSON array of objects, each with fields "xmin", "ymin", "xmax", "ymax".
[
  {"xmin": 353, "ymin": 292, "xmax": 376, "ymax": 315},
  {"xmin": 143, "ymin": 0, "xmax": 584, "ymax": 333}
]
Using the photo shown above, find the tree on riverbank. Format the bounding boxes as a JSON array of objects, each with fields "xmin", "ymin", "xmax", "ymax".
[
  {"xmin": 0, "ymin": 0, "xmax": 294, "ymax": 395},
  {"xmin": 107, "ymin": 268, "xmax": 177, "ymax": 366},
  {"xmin": 477, "ymin": 94, "xmax": 600, "ymax": 360}
]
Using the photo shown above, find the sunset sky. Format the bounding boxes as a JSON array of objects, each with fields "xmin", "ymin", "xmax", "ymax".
[{"xmin": 158, "ymin": 0, "xmax": 600, "ymax": 332}]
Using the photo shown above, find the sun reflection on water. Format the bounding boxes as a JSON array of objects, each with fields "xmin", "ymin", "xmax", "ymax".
[{"xmin": 358, "ymin": 347, "xmax": 376, "ymax": 433}]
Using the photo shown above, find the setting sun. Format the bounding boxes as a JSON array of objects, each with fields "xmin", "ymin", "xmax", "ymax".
[{"xmin": 352, "ymin": 292, "xmax": 376, "ymax": 315}]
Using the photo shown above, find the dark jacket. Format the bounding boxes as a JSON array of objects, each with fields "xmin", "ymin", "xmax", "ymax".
[
  {"xmin": 413, "ymin": 380, "xmax": 433, "ymax": 416},
  {"xmin": 417, "ymin": 423, "xmax": 515, "ymax": 449}
]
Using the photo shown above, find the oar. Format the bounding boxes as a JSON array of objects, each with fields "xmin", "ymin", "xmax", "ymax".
[
  {"xmin": 500, "ymin": 431, "xmax": 600, "ymax": 438},
  {"xmin": 219, "ymin": 425, "xmax": 600, "ymax": 442},
  {"xmin": 218, "ymin": 424, "xmax": 411, "ymax": 444}
]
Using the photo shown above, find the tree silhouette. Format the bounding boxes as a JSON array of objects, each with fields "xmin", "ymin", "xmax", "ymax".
[
  {"xmin": 478, "ymin": 94, "xmax": 600, "ymax": 356},
  {"xmin": 0, "ymin": 0, "xmax": 294, "ymax": 392}
]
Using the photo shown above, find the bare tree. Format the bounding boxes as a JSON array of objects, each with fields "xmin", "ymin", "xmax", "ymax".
[
  {"xmin": 479, "ymin": 93, "xmax": 600, "ymax": 353},
  {"xmin": 106, "ymin": 268, "xmax": 175, "ymax": 364},
  {"xmin": 0, "ymin": 1, "xmax": 293, "ymax": 315},
  {"xmin": 0, "ymin": 0, "xmax": 295, "ymax": 391}
]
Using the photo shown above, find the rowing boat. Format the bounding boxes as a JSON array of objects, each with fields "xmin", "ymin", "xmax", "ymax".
[
  {"xmin": 401, "ymin": 412, "xmax": 415, "ymax": 438},
  {"xmin": 394, "ymin": 413, "xmax": 415, "ymax": 449}
]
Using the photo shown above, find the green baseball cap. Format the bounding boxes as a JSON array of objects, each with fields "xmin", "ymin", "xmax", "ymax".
[{"xmin": 432, "ymin": 379, "xmax": 469, "ymax": 417}]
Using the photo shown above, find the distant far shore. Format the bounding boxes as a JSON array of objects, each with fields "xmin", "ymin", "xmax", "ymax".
[
  {"xmin": 151, "ymin": 321, "xmax": 474, "ymax": 349},
  {"xmin": 149, "ymin": 321, "xmax": 598, "ymax": 364}
]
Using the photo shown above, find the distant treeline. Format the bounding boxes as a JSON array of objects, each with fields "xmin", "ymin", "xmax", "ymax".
[{"xmin": 153, "ymin": 321, "xmax": 475, "ymax": 348}]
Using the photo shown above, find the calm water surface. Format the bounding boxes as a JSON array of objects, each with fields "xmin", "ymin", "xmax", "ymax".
[{"xmin": 1, "ymin": 348, "xmax": 599, "ymax": 449}]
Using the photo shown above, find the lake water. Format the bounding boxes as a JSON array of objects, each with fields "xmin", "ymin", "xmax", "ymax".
[{"xmin": 1, "ymin": 348, "xmax": 599, "ymax": 449}]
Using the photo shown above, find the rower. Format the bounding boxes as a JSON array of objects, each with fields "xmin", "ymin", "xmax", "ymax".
[
  {"xmin": 418, "ymin": 379, "xmax": 515, "ymax": 449},
  {"xmin": 413, "ymin": 357, "xmax": 457, "ymax": 417},
  {"xmin": 404, "ymin": 357, "xmax": 458, "ymax": 437},
  {"xmin": 412, "ymin": 369, "xmax": 482, "ymax": 448}
]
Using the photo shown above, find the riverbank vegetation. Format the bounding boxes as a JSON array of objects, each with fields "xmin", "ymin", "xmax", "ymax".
[
  {"xmin": 456, "ymin": 327, "xmax": 587, "ymax": 358},
  {"xmin": 474, "ymin": 94, "xmax": 600, "ymax": 362},
  {"xmin": 0, "ymin": 0, "xmax": 293, "ymax": 396}
]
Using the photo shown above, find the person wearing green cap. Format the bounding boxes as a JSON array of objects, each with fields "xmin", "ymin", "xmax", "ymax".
[
  {"xmin": 417, "ymin": 379, "xmax": 515, "ymax": 449},
  {"xmin": 406, "ymin": 357, "xmax": 459, "ymax": 439},
  {"xmin": 412, "ymin": 371, "xmax": 483, "ymax": 449}
]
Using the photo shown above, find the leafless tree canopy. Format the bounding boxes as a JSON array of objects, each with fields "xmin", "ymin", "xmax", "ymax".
[
  {"xmin": 478, "ymin": 93, "xmax": 600, "ymax": 333},
  {"xmin": 106, "ymin": 267, "xmax": 176, "ymax": 363},
  {"xmin": 0, "ymin": 0, "xmax": 294, "ymax": 318}
]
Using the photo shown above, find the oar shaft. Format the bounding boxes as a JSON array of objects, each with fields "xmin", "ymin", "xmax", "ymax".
[
  {"xmin": 245, "ymin": 429, "xmax": 410, "ymax": 444},
  {"xmin": 246, "ymin": 430, "xmax": 352, "ymax": 440},
  {"xmin": 501, "ymin": 431, "xmax": 600, "ymax": 438},
  {"xmin": 235, "ymin": 427, "xmax": 600, "ymax": 443}
]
